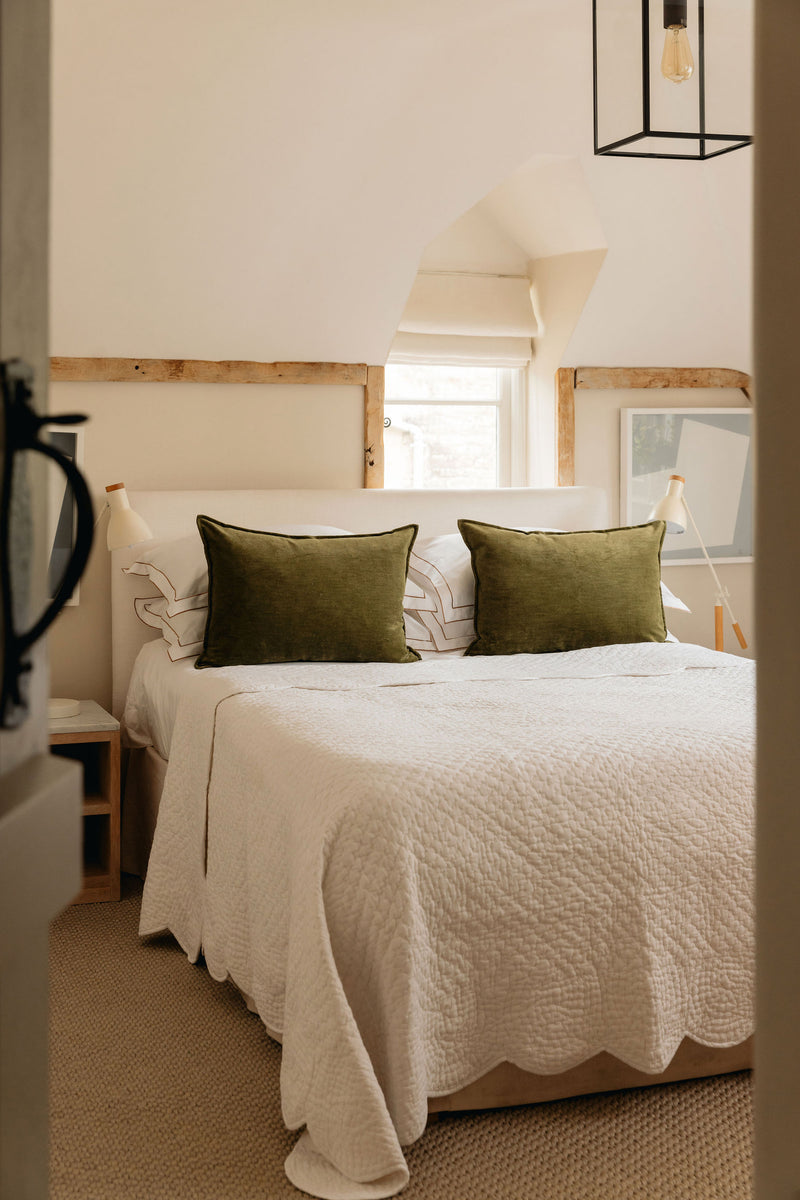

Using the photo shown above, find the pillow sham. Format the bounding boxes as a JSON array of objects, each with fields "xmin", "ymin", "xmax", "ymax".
[
  {"xmin": 403, "ymin": 611, "xmax": 436, "ymax": 652},
  {"xmin": 409, "ymin": 608, "xmax": 475, "ymax": 652},
  {"xmin": 660, "ymin": 578, "xmax": 690, "ymax": 613},
  {"xmin": 124, "ymin": 524, "xmax": 353, "ymax": 616},
  {"xmin": 134, "ymin": 596, "xmax": 205, "ymax": 661},
  {"xmin": 457, "ymin": 519, "xmax": 667, "ymax": 656},
  {"xmin": 195, "ymin": 516, "xmax": 421, "ymax": 668},
  {"xmin": 403, "ymin": 575, "xmax": 437, "ymax": 612}
]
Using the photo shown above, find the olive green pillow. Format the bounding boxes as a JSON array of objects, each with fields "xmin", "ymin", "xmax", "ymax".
[
  {"xmin": 195, "ymin": 516, "xmax": 420, "ymax": 668},
  {"xmin": 457, "ymin": 519, "xmax": 667, "ymax": 656}
]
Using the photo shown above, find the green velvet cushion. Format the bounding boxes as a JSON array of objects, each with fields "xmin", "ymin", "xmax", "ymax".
[
  {"xmin": 195, "ymin": 516, "xmax": 420, "ymax": 668},
  {"xmin": 457, "ymin": 519, "xmax": 667, "ymax": 656}
]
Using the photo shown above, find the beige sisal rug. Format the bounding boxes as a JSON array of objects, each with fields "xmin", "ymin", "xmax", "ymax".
[{"xmin": 49, "ymin": 878, "xmax": 752, "ymax": 1199}]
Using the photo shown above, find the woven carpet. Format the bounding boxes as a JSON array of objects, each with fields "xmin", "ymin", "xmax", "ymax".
[{"xmin": 50, "ymin": 878, "xmax": 753, "ymax": 1200}]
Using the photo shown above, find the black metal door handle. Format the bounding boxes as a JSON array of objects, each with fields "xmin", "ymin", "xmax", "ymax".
[{"xmin": 1, "ymin": 359, "xmax": 94, "ymax": 727}]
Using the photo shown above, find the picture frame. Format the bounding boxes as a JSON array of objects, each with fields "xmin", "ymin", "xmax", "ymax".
[
  {"xmin": 46, "ymin": 424, "xmax": 85, "ymax": 604},
  {"xmin": 621, "ymin": 408, "xmax": 753, "ymax": 565}
]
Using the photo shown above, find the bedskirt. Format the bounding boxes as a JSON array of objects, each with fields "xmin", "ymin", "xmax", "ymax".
[{"xmin": 121, "ymin": 744, "xmax": 167, "ymax": 877}]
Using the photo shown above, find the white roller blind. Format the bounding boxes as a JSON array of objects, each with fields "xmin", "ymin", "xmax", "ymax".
[{"xmin": 388, "ymin": 331, "xmax": 532, "ymax": 367}]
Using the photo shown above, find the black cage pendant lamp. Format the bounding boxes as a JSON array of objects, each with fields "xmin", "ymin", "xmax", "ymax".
[{"xmin": 593, "ymin": 0, "xmax": 753, "ymax": 160}]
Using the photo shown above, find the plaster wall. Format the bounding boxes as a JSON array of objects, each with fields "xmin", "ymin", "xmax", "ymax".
[{"xmin": 566, "ymin": 151, "xmax": 753, "ymax": 370}]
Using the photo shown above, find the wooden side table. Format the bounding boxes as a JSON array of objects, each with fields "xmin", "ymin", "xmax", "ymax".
[{"xmin": 49, "ymin": 701, "xmax": 121, "ymax": 903}]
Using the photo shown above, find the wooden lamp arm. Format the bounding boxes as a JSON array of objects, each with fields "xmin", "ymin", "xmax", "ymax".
[{"xmin": 683, "ymin": 500, "xmax": 747, "ymax": 651}]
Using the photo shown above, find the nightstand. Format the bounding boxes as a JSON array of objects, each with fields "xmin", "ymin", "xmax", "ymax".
[{"xmin": 49, "ymin": 700, "xmax": 120, "ymax": 903}]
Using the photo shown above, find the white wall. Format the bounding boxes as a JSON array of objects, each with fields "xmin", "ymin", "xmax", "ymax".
[
  {"xmin": 529, "ymin": 250, "xmax": 608, "ymax": 485},
  {"xmin": 566, "ymin": 150, "xmax": 753, "ymax": 371}
]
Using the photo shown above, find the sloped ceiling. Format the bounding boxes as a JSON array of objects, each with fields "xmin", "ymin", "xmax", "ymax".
[{"xmin": 419, "ymin": 156, "xmax": 607, "ymax": 271}]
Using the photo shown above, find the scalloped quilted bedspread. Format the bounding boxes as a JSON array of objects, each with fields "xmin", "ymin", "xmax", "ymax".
[{"xmin": 139, "ymin": 642, "xmax": 754, "ymax": 1199}]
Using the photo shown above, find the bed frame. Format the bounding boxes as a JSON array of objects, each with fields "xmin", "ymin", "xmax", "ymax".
[{"xmin": 112, "ymin": 485, "xmax": 752, "ymax": 1115}]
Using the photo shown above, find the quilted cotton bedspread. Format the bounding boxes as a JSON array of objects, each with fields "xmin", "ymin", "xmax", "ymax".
[{"xmin": 139, "ymin": 642, "xmax": 754, "ymax": 1199}]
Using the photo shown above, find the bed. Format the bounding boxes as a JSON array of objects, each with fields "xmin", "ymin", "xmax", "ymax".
[{"xmin": 113, "ymin": 487, "xmax": 755, "ymax": 1200}]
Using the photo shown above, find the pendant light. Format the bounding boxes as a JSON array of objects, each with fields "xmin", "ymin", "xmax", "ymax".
[{"xmin": 592, "ymin": 0, "xmax": 752, "ymax": 160}]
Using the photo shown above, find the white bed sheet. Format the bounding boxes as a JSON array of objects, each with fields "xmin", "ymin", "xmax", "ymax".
[
  {"xmin": 122, "ymin": 638, "xmax": 200, "ymax": 759},
  {"xmin": 138, "ymin": 641, "xmax": 755, "ymax": 1200},
  {"xmin": 122, "ymin": 638, "xmax": 456, "ymax": 759}
]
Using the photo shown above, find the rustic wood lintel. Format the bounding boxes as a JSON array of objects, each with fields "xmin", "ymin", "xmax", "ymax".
[
  {"xmin": 575, "ymin": 366, "xmax": 751, "ymax": 393},
  {"xmin": 556, "ymin": 366, "xmax": 753, "ymax": 487},
  {"xmin": 49, "ymin": 357, "xmax": 368, "ymax": 387}
]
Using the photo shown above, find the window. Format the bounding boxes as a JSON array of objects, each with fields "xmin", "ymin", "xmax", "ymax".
[{"xmin": 384, "ymin": 364, "xmax": 527, "ymax": 488}]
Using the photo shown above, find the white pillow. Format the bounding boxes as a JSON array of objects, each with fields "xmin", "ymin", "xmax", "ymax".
[
  {"xmin": 124, "ymin": 524, "xmax": 354, "ymax": 616},
  {"xmin": 411, "ymin": 608, "xmax": 475, "ymax": 652},
  {"xmin": 403, "ymin": 575, "xmax": 437, "ymax": 611},
  {"xmin": 660, "ymin": 579, "xmax": 690, "ymax": 612},
  {"xmin": 404, "ymin": 612, "xmax": 435, "ymax": 651},
  {"xmin": 134, "ymin": 596, "xmax": 205, "ymax": 661},
  {"xmin": 407, "ymin": 534, "xmax": 477, "ymax": 625}
]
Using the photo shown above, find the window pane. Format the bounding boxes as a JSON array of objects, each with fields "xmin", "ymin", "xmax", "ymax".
[
  {"xmin": 385, "ymin": 364, "xmax": 498, "ymax": 401},
  {"xmin": 384, "ymin": 403, "xmax": 498, "ymax": 488}
]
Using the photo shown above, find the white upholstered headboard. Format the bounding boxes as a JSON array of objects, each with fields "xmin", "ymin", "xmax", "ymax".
[{"xmin": 110, "ymin": 486, "xmax": 608, "ymax": 716}]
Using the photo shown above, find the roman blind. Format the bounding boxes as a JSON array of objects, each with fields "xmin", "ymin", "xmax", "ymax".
[{"xmin": 389, "ymin": 271, "xmax": 537, "ymax": 367}]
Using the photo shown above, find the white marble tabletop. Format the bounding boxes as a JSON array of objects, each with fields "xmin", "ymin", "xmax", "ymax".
[{"xmin": 48, "ymin": 699, "xmax": 119, "ymax": 736}]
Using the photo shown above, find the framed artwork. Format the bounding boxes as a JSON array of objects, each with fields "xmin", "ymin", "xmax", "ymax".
[
  {"xmin": 621, "ymin": 408, "xmax": 753, "ymax": 565},
  {"xmin": 46, "ymin": 425, "xmax": 85, "ymax": 604}
]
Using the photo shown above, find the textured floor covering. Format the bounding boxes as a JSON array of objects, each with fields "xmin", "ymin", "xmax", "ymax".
[{"xmin": 50, "ymin": 878, "xmax": 753, "ymax": 1199}]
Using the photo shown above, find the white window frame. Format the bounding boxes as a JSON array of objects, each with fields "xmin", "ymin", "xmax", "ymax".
[{"xmin": 384, "ymin": 365, "xmax": 528, "ymax": 488}]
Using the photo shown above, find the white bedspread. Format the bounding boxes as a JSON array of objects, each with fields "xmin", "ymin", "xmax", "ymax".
[{"xmin": 139, "ymin": 643, "xmax": 754, "ymax": 1199}]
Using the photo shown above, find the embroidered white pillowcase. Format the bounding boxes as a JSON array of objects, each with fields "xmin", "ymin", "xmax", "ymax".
[{"xmin": 134, "ymin": 596, "xmax": 206, "ymax": 661}]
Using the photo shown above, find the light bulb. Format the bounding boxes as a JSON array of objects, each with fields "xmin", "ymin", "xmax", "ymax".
[{"xmin": 661, "ymin": 24, "xmax": 694, "ymax": 83}]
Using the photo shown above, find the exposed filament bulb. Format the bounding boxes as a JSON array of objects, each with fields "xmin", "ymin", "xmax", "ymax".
[{"xmin": 661, "ymin": 24, "xmax": 694, "ymax": 83}]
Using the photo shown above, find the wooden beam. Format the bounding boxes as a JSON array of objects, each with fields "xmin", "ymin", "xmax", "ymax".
[
  {"xmin": 49, "ymin": 357, "xmax": 368, "ymax": 386},
  {"xmin": 555, "ymin": 367, "xmax": 576, "ymax": 487},
  {"xmin": 363, "ymin": 365, "xmax": 385, "ymax": 489},
  {"xmin": 574, "ymin": 366, "xmax": 751, "ymax": 393},
  {"xmin": 557, "ymin": 364, "xmax": 753, "ymax": 489}
]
